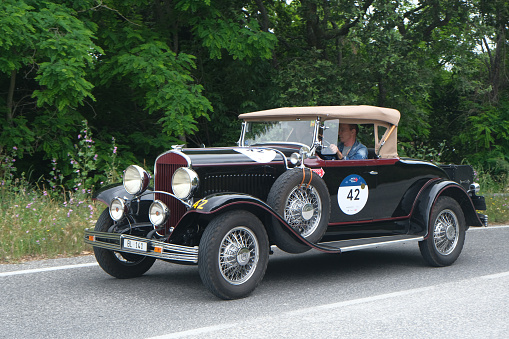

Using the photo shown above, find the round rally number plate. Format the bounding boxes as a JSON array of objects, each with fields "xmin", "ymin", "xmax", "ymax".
[{"xmin": 337, "ymin": 174, "xmax": 369, "ymax": 215}]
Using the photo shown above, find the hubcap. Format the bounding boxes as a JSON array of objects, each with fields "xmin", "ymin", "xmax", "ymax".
[
  {"xmin": 433, "ymin": 209, "xmax": 459, "ymax": 255},
  {"xmin": 301, "ymin": 203, "xmax": 314, "ymax": 221},
  {"xmin": 219, "ymin": 226, "xmax": 259, "ymax": 285},
  {"xmin": 284, "ymin": 185, "xmax": 322, "ymax": 237}
]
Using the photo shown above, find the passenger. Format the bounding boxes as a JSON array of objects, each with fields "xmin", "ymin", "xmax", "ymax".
[{"xmin": 329, "ymin": 124, "xmax": 368, "ymax": 160}]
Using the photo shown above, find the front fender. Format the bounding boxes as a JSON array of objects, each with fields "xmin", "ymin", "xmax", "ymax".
[
  {"xmin": 93, "ymin": 183, "xmax": 155, "ymax": 205},
  {"xmin": 171, "ymin": 193, "xmax": 337, "ymax": 252},
  {"xmin": 93, "ymin": 184, "xmax": 154, "ymax": 223},
  {"xmin": 410, "ymin": 179, "xmax": 482, "ymax": 238}
]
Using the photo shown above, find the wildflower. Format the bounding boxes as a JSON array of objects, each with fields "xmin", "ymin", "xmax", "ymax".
[
  {"xmin": 93, "ymin": 154, "xmax": 98, "ymax": 161},
  {"xmin": 43, "ymin": 191, "xmax": 48, "ymax": 196},
  {"xmin": 78, "ymin": 134, "xmax": 81, "ymax": 139},
  {"xmin": 13, "ymin": 146, "xmax": 18, "ymax": 150},
  {"xmin": 39, "ymin": 219, "xmax": 42, "ymax": 223},
  {"xmin": 113, "ymin": 146, "xmax": 117, "ymax": 154}
]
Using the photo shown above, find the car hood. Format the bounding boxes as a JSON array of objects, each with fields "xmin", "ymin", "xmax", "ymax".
[{"xmin": 181, "ymin": 147, "xmax": 290, "ymax": 167}]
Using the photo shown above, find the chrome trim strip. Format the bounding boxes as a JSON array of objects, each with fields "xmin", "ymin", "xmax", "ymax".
[
  {"xmin": 84, "ymin": 229, "xmax": 199, "ymax": 263},
  {"xmin": 321, "ymin": 236, "xmax": 423, "ymax": 253}
]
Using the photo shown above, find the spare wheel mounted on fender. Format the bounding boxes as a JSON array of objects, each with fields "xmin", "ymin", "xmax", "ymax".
[{"xmin": 267, "ymin": 168, "xmax": 331, "ymax": 253}]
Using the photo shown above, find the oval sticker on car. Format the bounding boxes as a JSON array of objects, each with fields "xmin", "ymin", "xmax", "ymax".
[{"xmin": 337, "ymin": 174, "xmax": 369, "ymax": 215}]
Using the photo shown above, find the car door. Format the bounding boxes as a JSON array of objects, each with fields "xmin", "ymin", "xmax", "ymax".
[{"xmin": 321, "ymin": 159, "xmax": 378, "ymax": 223}]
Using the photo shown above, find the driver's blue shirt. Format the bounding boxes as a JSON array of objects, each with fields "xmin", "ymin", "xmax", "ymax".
[{"xmin": 338, "ymin": 140, "xmax": 368, "ymax": 160}]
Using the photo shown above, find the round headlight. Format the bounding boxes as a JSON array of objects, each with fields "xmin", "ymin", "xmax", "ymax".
[
  {"xmin": 109, "ymin": 197, "xmax": 127, "ymax": 221},
  {"xmin": 172, "ymin": 167, "xmax": 199, "ymax": 199},
  {"xmin": 149, "ymin": 200, "xmax": 170, "ymax": 226},
  {"xmin": 123, "ymin": 165, "xmax": 150, "ymax": 195}
]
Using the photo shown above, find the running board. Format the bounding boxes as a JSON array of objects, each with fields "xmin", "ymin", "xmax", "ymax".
[{"xmin": 315, "ymin": 235, "xmax": 424, "ymax": 253}]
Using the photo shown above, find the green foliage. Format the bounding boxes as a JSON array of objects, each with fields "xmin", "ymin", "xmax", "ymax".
[
  {"xmin": 1, "ymin": 0, "xmax": 509, "ymax": 195},
  {"xmin": 98, "ymin": 36, "xmax": 212, "ymax": 137}
]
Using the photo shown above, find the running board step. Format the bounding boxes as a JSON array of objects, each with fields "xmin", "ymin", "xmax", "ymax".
[{"xmin": 315, "ymin": 235, "xmax": 424, "ymax": 253}]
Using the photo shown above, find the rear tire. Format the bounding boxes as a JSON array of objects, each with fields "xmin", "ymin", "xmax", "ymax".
[
  {"xmin": 93, "ymin": 208, "xmax": 156, "ymax": 279},
  {"xmin": 198, "ymin": 211, "xmax": 269, "ymax": 300},
  {"xmin": 419, "ymin": 197, "xmax": 465, "ymax": 267}
]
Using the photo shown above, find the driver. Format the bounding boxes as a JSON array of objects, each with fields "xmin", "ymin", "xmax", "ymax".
[{"xmin": 329, "ymin": 124, "xmax": 368, "ymax": 160}]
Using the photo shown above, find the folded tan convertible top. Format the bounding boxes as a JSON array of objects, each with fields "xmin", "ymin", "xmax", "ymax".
[{"xmin": 238, "ymin": 105, "xmax": 400, "ymax": 127}]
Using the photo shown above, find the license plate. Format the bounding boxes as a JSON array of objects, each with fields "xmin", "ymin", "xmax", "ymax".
[{"xmin": 122, "ymin": 238, "xmax": 148, "ymax": 252}]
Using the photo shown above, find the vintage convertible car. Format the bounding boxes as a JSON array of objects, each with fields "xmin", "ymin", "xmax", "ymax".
[{"xmin": 85, "ymin": 106, "xmax": 487, "ymax": 299}]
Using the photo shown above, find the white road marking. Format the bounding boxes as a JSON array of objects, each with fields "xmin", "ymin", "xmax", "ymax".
[
  {"xmin": 147, "ymin": 270, "xmax": 509, "ymax": 339},
  {"xmin": 0, "ymin": 263, "xmax": 98, "ymax": 277}
]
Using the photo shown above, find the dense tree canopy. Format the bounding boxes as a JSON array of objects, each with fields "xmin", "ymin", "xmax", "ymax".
[{"xmin": 1, "ymin": 0, "xmax": 508, "ymax": 187}]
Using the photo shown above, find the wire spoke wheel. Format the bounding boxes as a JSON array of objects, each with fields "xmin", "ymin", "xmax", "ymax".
[
  {"xmin": 284, "ymin": 185, "xmax": 322, "ymax": 237},
  {"xmin": 419, "ymin": 196, "xmax": 465, "ymax": 267},
  {"xmin": 199, "ymin": 211, "xmax": 269, "ymax": 299},
  {"xmin": 219, "ymin": 226, "xmax": 259, "ymax": 285},
  {"xmin": 433, "ymin": 209, "xmax": 459, "ymax": 255}
]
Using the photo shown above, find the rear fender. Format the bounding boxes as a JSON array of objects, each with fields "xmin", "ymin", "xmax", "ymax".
[{"xmin": 410, "ymin": 180, "xmax": 482, "ymax": 239}]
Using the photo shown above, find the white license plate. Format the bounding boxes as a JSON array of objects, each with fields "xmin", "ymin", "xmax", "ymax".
[{"xmin": 122, "ymin": 238, "xmax": 148, "ymax": 252}]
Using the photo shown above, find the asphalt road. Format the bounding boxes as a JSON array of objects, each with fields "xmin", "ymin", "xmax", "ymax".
[{"xmin": 1, "ymin": 226, "xmax": 508, "ymax": 339}]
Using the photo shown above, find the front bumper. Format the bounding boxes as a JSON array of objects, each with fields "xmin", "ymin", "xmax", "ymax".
[{"xmin": 84, "ymin": 229, "xmax": 199, "ymax": 263}]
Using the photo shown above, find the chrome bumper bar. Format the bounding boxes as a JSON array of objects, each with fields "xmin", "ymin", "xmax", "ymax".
[{"xmin": 84, "ymin": 229, "xmax": 199, "ymax": 263}]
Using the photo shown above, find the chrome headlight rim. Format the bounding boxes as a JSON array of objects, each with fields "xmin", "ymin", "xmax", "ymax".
[
  {"xmin": 109, "ymin": 197, "xmax": 127, "ymax": 221},
  {"xmin": 172, "ymin": 167, "xmax": 199, "ymax": 200},
  {"xmin": 149, "ymin": 200, "xmax": 170, "ymax": 227},
  {"xmin": 123, "ymin": 165, "xmax": 150, "ymax": 195}
]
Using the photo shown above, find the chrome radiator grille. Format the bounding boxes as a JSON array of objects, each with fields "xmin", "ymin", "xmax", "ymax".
[{"xmin": 155, "ymin": 153, "xmax": 188, "ymax": 232}]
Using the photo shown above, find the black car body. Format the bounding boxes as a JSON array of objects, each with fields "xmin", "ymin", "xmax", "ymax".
[{"xmin": 85, "ymin": 106, "xmax": 487, "ymax": 299}]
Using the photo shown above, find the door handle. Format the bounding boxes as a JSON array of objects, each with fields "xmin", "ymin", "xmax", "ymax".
[{"xmin": 369, "ymin": 171, "xmax": 378, "ymax": 175}]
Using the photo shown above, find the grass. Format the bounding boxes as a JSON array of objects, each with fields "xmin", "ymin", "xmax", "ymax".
[
  {"xmin": 0, "ymin": 185, "xmax": 97, "ymax": 263},
  {"xmin": 483, "ymin": 194, "xmax": 509, "ymax": 224}
]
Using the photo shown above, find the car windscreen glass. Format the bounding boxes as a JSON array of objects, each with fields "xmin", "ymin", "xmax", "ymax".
[
  {"xmin": 320, "ymin": 120, "xmax": 339, "ymax": 155},
  {"xmin": 244, "ymin": 121, "xmax": 316, "ymax": 146}
]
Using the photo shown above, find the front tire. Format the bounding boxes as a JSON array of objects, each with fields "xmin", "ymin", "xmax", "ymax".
[
  {"xmin": 198, "ymin": 211, "xmax": 269, "ymax": 300},
  {"xmin": 419, "ymin": 196, "xmax": 466, "ymax": 267},
  {"xmin": 93, "ymin": 208, "xmax": 156, "ymax": 279}
]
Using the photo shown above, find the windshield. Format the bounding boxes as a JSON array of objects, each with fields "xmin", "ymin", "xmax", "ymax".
[{"xmin": 244, "ymin": 121, "xmax": 316, "ymax": 146}]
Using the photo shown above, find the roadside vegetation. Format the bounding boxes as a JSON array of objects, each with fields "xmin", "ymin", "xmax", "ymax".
[{"xmin": 0, "ymin": 124, "xmax": 119, "ymax": 263}]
